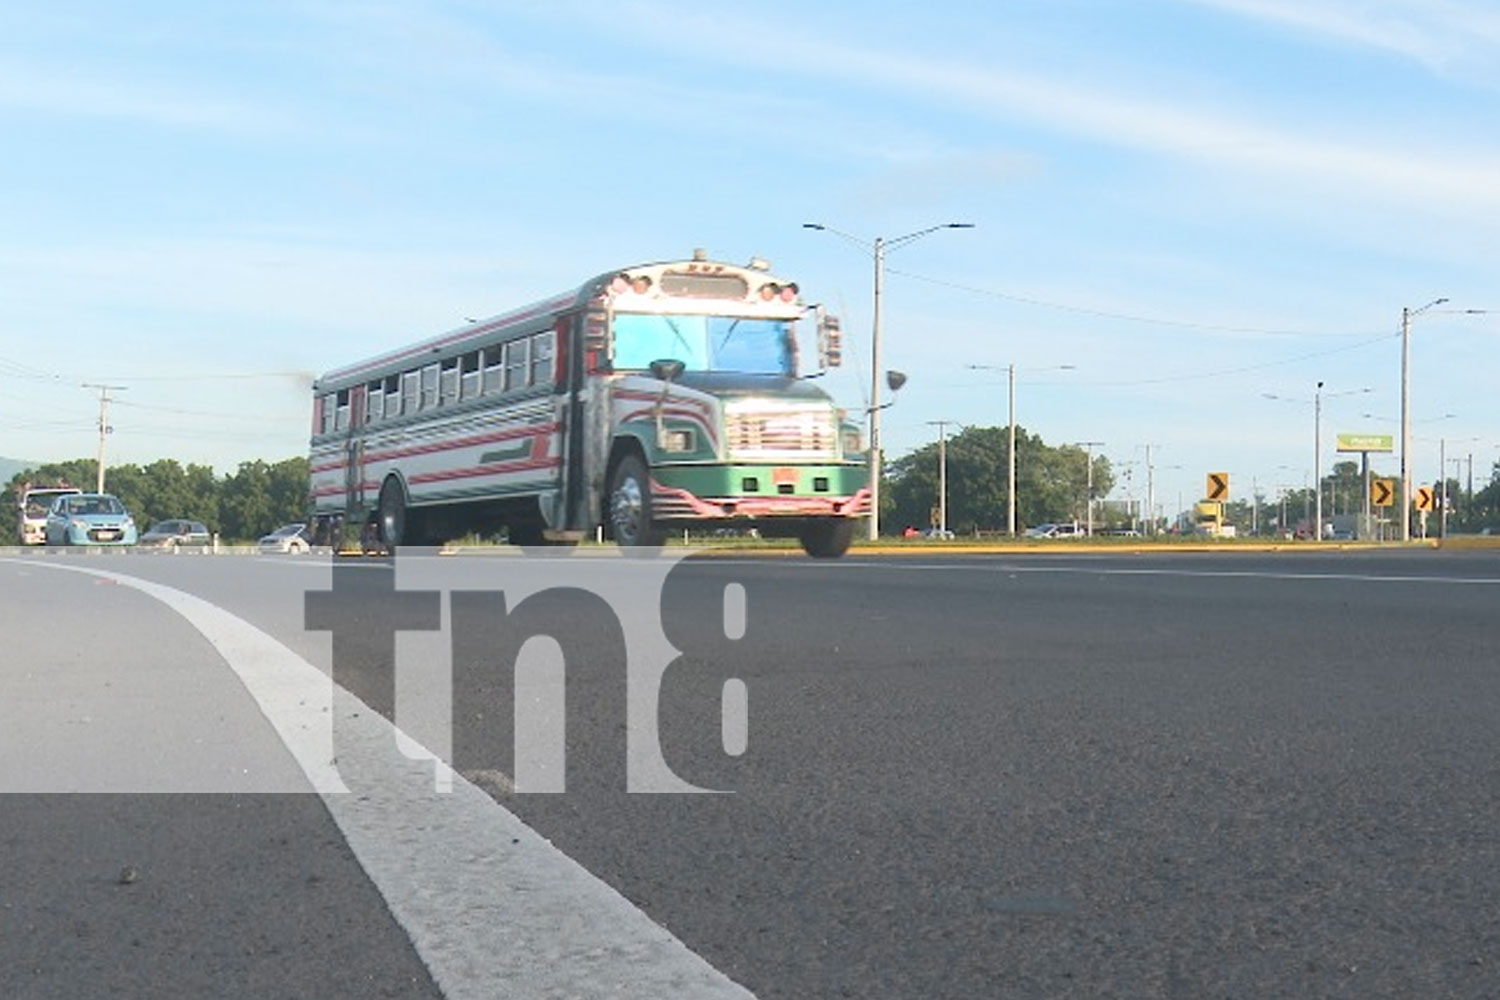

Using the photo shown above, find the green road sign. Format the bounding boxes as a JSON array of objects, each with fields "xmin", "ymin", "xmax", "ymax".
[{"xmin": 1336, "ymin": 433, "xmax": 1394, "ymax": 453}]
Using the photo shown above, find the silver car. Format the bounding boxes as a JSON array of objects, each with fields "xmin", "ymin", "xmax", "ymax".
[{"xmin": 257, "ymin": 523, "xmax": 313, "ymax": 554}]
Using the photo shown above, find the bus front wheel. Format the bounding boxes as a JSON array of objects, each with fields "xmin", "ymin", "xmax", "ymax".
[
  {"xmin": 799, "ymin": 519, "xmax": 854, "ymax": 558},
  {"xmin": 608, "ymin": 454, "xmax": 666, "ymax": 547}
]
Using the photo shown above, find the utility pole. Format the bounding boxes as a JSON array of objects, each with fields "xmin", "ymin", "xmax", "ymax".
[
  {"xmin": 926, "ymin": 419, "xmax": 956, "ymax": 535},
  {"xmin": 83, "ymin": 383, "xmax": 127, "ymax": 493},
  {"xmin": 1076, "ymin": 441, "xmax": 1104, "ymax": 536}
]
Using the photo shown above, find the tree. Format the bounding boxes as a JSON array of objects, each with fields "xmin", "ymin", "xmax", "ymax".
[
  {"xmin": 884, "ymin": 425, "xmax": 1114, "ymax": 534},
  {"xmin": 5, "ymin": 455, "xmax": 309, "ymax": 542}
]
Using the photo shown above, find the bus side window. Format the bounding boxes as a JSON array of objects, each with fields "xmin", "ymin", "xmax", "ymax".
[
  {"xmin": 367, "ymin": 381, "xmax": 383, "ymax": 424},
  {"xmin": 320, "ymin": 394, "xmax": 337, "ymax": 435},
  {"xmin": 439, "ymin": 359, "xmax": 459, "ymax": 406},
  {"xmin": 420, "ymin": 364, "xmax": 439, "ymax": 410},
  {"xmin": 460, "ymin": 353, "xmax": 481, "ymax": 400},
  {"xmin": 382, "ymin": 375, "xmax": 399, "ymax": 418},
  {"xmin": 401, "ymin": 371, "xmax": 419, "ymax": 414},
  {"xmin": 335, "ymin": 389, "xmax": 351, "ymax": 432},
  {"xmin": 504, "ymin": 339, "xmax": 529, "ymax": 391},
  {"xmin": 530, "ymin": 331, "xmax": 554, "ymax": 386},
  {"xmin": 483, "ymin": 346, "xmax": 504, "ymax": 394}
]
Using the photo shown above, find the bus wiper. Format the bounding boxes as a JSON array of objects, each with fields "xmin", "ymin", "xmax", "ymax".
[
  {"xmin": 664, "ymin": 316, "xmax": 695, "ymax": 357},
  {"xmin": 715, "ymin": 318, "xmax": 742, "ymax": 351}
]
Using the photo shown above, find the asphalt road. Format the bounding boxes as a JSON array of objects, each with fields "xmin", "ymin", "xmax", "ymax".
[{"xmin": 3, "ymin": 547, "xmax": 1499, "ymax": 999}]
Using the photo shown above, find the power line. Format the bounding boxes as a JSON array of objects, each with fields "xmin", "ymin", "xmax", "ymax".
[{"xmin": 887, "ymin": 266, "xmax": 1388, "ymax": 339}]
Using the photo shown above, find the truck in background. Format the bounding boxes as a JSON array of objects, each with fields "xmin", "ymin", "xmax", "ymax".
[
  {"xmin": 1193, "ymin": 499, "xmax": 1237, "ymax": 538},
  {"xmin": 15, "ymin": 483, "xmax": 82, "ymax": 545}
]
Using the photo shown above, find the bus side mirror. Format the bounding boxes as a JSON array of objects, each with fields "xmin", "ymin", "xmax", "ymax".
[{"xmin": 650, "ymin": 358, "xmax": 685, "ymax": 382}]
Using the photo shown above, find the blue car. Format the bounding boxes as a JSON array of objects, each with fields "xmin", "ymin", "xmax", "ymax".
[{"xmin": 44, "ymin": 492, "xmax": 139, "ymax": 546}]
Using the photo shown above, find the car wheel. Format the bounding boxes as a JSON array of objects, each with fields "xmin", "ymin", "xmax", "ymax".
[
  {"xmin": 289, "ymin": 539, "xmax": 309, "ymax": 555},
  {"xmin": 607, "ymin": 453, "xmax": 666, "ymax": 547},
  {"xmin": 799, "ymin": 519, "xmax": 855, "ymax": 559}
]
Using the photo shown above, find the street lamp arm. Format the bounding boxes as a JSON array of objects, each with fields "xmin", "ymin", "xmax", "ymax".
[
  {"xmin": 801, "ymin": 222, "xmax": 872, "ymax": 251},
  {"xmin": 886, "ymin": 222, "xmax": 975, "ymax": 251}
]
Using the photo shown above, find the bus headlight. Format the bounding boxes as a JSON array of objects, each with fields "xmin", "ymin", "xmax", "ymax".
[{"xmin": 662, "ymin": 429, "xmax": 695, "ymax": 453}]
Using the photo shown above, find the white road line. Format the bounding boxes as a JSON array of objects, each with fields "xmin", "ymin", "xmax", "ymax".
[
  {"xmin": 706, "ymin": 558, "xmax": 1500, "ymax": 586},
  {"xmin": 2, "ymin": 558, "xmax": 756, "ymax": 1000}
]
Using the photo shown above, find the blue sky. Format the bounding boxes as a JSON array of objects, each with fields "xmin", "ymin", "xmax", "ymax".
[{"xmin": 2, "ymin": 0, "xmax": 1496, "ymax": 518}]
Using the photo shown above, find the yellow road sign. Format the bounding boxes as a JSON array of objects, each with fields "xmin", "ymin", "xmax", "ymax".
[
  {"xmin": 1413, "ymin": 485, "xmax": 1436, "ymax": 511},
  {"xmin": 1206, "ymin": 472, "xmax": 1229, "ymax": 501},
  {"xmin": 1370, "ymin": 478, "xmax": 1394, "ymax": 507}
]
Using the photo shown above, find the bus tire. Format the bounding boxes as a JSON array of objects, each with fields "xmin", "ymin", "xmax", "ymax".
[
  {"xmin": 799, "ymin": 519, "xmax": 854, "ymax": 558},
  {"xmin": 608, "ymin": 454, "xmax": 666, "ymax": 547},
  {"xmin": 378, "ymin": 477, "xmax": 410, "ymax": 549}
]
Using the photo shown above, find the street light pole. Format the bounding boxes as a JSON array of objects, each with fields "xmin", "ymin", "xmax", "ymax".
[
  {"xmin": 967, "ymin": 362, "xmax": 1074, "ymax": 537},
  {"xmin": 870, "ymin": 235, "xmax": 885, "ymax": 541},
  {"xmin": 1076, "ymin": 440, "xmax": 1103, "ymax": 536},
  {"xmin": 1439, "ymin": 436, "xmax": 1447, "ymax": 539},
  {"xmin": 1008, "ymin": 363, "xmax": 1017, "ymax": 537},
  {"xmin": 1145, "ymin": 444, "xmax": 1155, "ymax": 536},
  {"xmin": 1315, "ymin": 381, "xmax": 1324, "ymax": 538},
  {"xmin": 804, "ymin": 221, "xmax": 973, "ymax": 539},
  {"xmin": 1401, "ymin": 298, "xmax": 1446, "ymax": 541}
]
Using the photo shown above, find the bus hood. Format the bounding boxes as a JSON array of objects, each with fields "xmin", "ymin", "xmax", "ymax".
[{"xmin": 670, "ymin": 371, "xmax": 834, "ymax": 404}]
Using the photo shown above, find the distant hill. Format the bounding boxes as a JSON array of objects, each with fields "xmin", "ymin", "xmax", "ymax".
[{"xmin": 0, "ymin": 457, "xmax": 40, "ymax": 485}]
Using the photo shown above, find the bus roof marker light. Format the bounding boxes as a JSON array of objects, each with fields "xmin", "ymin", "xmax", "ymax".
[
  {"xmin": 630, "ymin": 275, "xmax": 652, "ymax": 294},
  {"xmin": 780, "ymin": 283, "xmax": 798, "ymax": 302},
  {"xmin": 610, "ymin": 274, "xmax": 630, "ymax": 294}
]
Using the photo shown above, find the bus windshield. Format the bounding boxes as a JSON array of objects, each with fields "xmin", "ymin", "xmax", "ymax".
[{"xmin": 612, "ymin": 314, "xmax": 795, "ymax": 376}]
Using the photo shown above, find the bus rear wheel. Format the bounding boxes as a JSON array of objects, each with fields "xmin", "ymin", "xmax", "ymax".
[
  {"xmin": 799, "ymin": 520, "xmax": 854, "ymax": 558},
  {"xmin": 608, "ymin": 454, "xmax": 666, "ymax": 547},
  {"xmin": 378, "ymin": 478, "xmax": 412, "ymax": 549}
]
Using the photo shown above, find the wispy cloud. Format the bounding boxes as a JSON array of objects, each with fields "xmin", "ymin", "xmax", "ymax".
[
  {"xmin": 0, "ymin": 61, "xmax": 291, "ymax": 135},
  {"xmin": 1178, "ymin": 0, "xmax": 1500, "ymax": 79},
  {"xmin": 599, "ymin": 5, "xmax": 1500, "ymax": 217}
]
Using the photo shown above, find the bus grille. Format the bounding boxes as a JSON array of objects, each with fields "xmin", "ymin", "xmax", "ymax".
[{"xmin": 725, "ymin": 408, "xmax": 838, "ymax": 460}]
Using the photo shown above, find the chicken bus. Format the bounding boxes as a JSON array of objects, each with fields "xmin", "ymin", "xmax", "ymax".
[{"xmin": 308, "ymin": 251, "xmax": 868, "ymax": 557}]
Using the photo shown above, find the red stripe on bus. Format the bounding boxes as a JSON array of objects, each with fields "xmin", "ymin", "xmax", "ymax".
[{"xmin": 408, "ymin": 457, "xmax": 561, "ymax": 485}]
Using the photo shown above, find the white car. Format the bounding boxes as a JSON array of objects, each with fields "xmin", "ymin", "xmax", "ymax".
[{"xmin": 257, "ymin": 523, "xmax": 313, "ymax": 554}]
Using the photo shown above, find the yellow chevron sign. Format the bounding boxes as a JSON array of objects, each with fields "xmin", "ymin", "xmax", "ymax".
[
  {"xmin": 1206, "ymin": 472, "xmax": 1229, "ymax": 501},
  {"xmin": 1413, "ymin": 485, "xmax": 1436, "ymax": 512},
  {"xmin": 1370, "ymin": 478, "xmax": 1394, "ymax": 507}
]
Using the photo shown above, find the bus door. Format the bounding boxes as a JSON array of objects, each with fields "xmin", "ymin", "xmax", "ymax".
[
  {"xmin": 560, "ymin": 313, "xmax": 587, "ymax": 531},
  {"xmin": 344, "ymin": 385, "xmax": 368, "ymax": 519}
]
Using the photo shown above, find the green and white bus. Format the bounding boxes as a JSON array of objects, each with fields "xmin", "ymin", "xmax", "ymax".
[{"xmin": 309, "ymin": 250, "xmax": 868, "ymax": 556}]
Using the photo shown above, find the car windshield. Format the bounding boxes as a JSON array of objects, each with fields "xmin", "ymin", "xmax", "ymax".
[
  {"xmin": 63, "ymin": 496, "xmax": 124, "ymax": 516},
  {"xmin": 611, "ymin": 314, "xmax": 796, "ymax": 376},
  {"xmin": 270, "ymin": 524, "xmax": 305, "ymax": 538}
]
